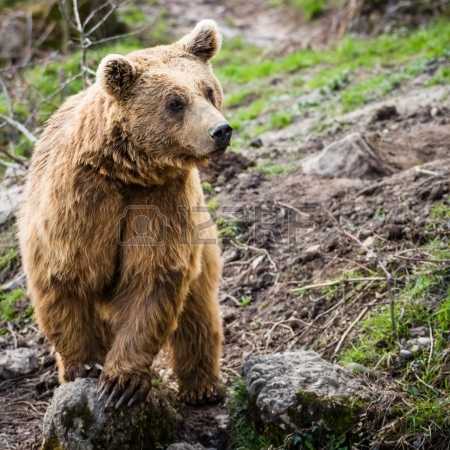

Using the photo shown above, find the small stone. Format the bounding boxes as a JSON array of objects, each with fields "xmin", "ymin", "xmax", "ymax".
[
  {"xmin": 410, "ymin": 326, "xmax": 427, "ymax": 337},
  {"xmin": 299, "ymin": 244, "xmax": 321, "ymax": 262},
  {"xmin": 250, "ymin": 137, "xmax": 263, "ymax": 148},
  {"xmin": 371, "ymin": 105, "xmax": 399, "ymax": 122},
  {"xmin": 417, "ymin": 337, "xmax": 431, "ymax": 348},
  {"xmin": 399, "ymin": 349, "xmax": 414, "ymax": 361},
  {"xmin": 410, "ymin": 345, "xmax": 420, "ymax": 354},
  {"xmin": 0, "ymin": 347, "xmax": 39, "ymax": 379},
  {"xmin": 343, "ymin": 362, "xmax": 371, "ymax": 375}
]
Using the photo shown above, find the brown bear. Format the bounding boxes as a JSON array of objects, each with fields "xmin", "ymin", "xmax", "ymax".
[{"xmin": 18, "ymin": 19, "xmax": 231, "ymax": 407}]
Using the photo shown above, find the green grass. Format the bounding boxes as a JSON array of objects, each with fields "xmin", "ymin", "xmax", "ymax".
[
  {"xmin": 270, "ymin": 0, "xmax": 328, "ymax": 20},
  {"xmin": 269, "ymin": 111, "xmax": 295, "ymax": 129},
  {"xmin": 256, "ymin": 162, "xmax": 294, "ymax": 176},
  {"xmin": 428, "ymin": 65, "xmax": 450, "ymax": 85},
  {"xmin": 339, "ymin": 238, "xmax": 450, "ymax": 442},
  {"xmin": 216, "ymin": 217, "xmax": 241, "ymax": 239},
  {"xmin": 207, "ymin": 196, "xmax": 220, "ymax": 213},
  {"xmin": 218, "ymin": 21, "xmax": 450, "ymax": 85},
  {"xmin": 0, "ymin": 247, "xmax": 17, "ymax": 272},
  {"xmin": 201, "ymin": 181, "xmax": 214, "ymax": 194},
  {"xmin": 0, "ymin": 288, "xmax": 27, "ymax": 321}
]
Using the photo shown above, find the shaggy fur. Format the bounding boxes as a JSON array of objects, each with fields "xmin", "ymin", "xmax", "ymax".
[{"xmin": 18, "ymin": 20, "xmax": 227, "ymax": 404}]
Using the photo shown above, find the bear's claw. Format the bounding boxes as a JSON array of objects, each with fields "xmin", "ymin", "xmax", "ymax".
[
  {"xmin": 65, "ymin": 362, "xmax": 103, "ymax": 381},
  {"xmin": 180, "ymin": 382, "xmax": 225, "ymax": 406},
  {"xmin": 97, "ymin": 374, "xmax": 151, "ymax": 409}
]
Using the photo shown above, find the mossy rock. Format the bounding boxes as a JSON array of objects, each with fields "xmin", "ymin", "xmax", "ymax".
[
  {"xmin": 241, "ymin": 351, "xmax": 373, "ymax": 446},
  {"xmin": 41, "ymin": 378, "xmax": 178, "ymax": 450}
]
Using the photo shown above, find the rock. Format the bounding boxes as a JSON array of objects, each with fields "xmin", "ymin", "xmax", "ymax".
[
  {"xmin": 410, "ymin": 326, "xmax": 427, "ymax": 337},
  {"xmin": 0, "ymin": 182, "xmax": 23, "ymax": 225},
  {"xmin": 242, "ymin": 351, "xmax": 370, "ymax": 440},
  {"xmin": 297, "ymin": 244, "xmax": 321, "ymax": 262},
  {"xmin": 343, "ymin": 362, "xmax": 372, "ymax": 376},
  {"xmin": 249, "ymin": 137, "xmax": 263, "ymax": 148},
  {"xmin": 41, "ymin": 378, "xmax": 177, "ymax": 450},
  {"xmin": 399, "ymin": 349, "xmax": 414, "ymax": 361},
  {"xmin": 0, "ymin": 347, "xmax": 39, "ymax": 379},
  {"xmin": 0, "ymin": 347, "xmax": 38, "ymax": 377},
  {"xmin": 405, "ymin": 337, "xmax": 431, "ymax": 354},
  {"xmin": 300, "ymin": 133, "xmax": 391, "ymax": 179},
  {"xmin": 167, "ymin": 444, "xmax": 206, "ymax": 450},
  {"xmin": 371, "ymin": 105, "xmax": 399, "ymax": 122}
]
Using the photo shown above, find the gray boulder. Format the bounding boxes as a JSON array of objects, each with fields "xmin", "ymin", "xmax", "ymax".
[
  {"xmin": 301, "ymin": 132, "xmax": 391, "ymax": 179},
  {"xmin": 242, "ymin": 350, "xmax": 370, "ymax": 436},
  {"xmin": 0, "ymin": 347, "xmax": 39, "ymax": 379},
  {"xmin": 41, "ymin": 378, "xmax": 178, "ymax": 450}
]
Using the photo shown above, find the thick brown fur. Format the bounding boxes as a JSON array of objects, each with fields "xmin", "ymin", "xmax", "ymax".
[{"xmin": 18, "ymin": 20, "xmax": 227, "ymax": 404}]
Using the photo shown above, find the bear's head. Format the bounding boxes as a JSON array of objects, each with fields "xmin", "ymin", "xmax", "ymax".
[{"xmin": 96, "ymin": 20, "xmax": 232, "ymax": 171}]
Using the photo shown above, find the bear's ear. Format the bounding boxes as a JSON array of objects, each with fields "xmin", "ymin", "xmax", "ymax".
[
  {"xmin": 178, "ymin": 19, "xmax": 222, "ymax": 62},
  {"xmin": 97, "ymin": 54, "xmax": 138, "ymax": 98}
]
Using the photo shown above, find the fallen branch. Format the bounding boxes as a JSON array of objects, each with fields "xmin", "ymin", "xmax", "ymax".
[
  {"xmin": 333, "ymin": 301, "xmax": 377, "ymax": 356},
  {"xmin": 292, "ymin": 276, "xmax": 385, "ymax": 293},
  {"xmin": 0, "ymin": 114, "xmax": 37, "ymax": 143}
]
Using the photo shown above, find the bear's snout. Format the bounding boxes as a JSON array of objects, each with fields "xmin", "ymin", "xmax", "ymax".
[{"xmin": 208, "ymin": 122, "xmax": 233, "ymax": 152}]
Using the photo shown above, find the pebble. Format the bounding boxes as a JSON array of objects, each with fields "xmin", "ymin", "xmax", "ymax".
[
  {"xmin": 0, "ymin": 347, "xmax": 39, "ymax": 379},
  {"xmin": 399, "ymin": 349, "xmax": 414, "ymax": 361}
]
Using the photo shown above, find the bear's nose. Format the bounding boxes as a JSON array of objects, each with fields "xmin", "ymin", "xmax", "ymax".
[{"xmin": 209, "ymin": 122, "xmax": 233, "ymax": 149}]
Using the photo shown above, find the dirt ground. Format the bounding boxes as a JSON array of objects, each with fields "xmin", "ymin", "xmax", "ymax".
[{"xmin": 0, "ymin": 1, "xmax": 449, "ymax": 449}]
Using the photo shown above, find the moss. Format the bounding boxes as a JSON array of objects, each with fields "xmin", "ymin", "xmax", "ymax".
[{"xmin": 291, "ymin": 391, "xmax": 363, "ymax": 436}]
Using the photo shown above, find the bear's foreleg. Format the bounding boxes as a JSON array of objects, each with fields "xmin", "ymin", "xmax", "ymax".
[
  {"xmin": 34, "ymin": 287, "xmax": 107, "ymax": 382},
  {"xmin": 98, "ymin": 270, "xmax": 188, "ymax": 408},
  {"xmin": 170, "ymin": 245, "xmax": 224, "ymax": 405}
]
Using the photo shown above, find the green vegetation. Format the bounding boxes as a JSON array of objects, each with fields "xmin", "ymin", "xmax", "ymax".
[
  {"xmin": 270, "ymin": 0, "xmax": 329, "ymax": 20},
  {"xmin": 0, "ymin": 247, "xmax": 17, "ymax": 273},
  {"xmin": 340, "ymin": 237, "xmax": 450, "ymax": 441},
  {"xmin": 239, "ymin": 295, "xmax": 252, "ymax": 307},
  {"xmin": 216, "ymin": 217, "xmax": 241, "ymax": 239},
  {"xmin": 229, "ymin": 379, "xmax": 272, "ymax": 450},
  {"xmin": 269, "ymin": 111, "xmax": 295, "ymax": 129},
  {"xmin": 201, "ymin": 181, "xmax": 214, "ymax": 194},
  {"xmin": 256, "ymin": 162, "xmax": 294, "ymax": 176},
  {"xmin": 215, "ymin": 20, "xmax": 450, "ymax": 149},
  {"xmin": 217, "ymin": 21, "xmax": 450, "ymax": 85},
  {"xmin": 207, "ymin": 196, "xmax": 220, "ymax": 213},
  {"xmin": 0, "ymin": 288, "xmax": 28, "ymax": 322}
]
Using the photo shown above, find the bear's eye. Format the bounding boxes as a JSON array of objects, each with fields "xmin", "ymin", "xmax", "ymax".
[
  {"xmin": 167, "ymin": 96, "xmax": 186, "ymax": 114},
  {"xmin": 206, "ymin": 87, "xmax": 215, "ymax": 103}
]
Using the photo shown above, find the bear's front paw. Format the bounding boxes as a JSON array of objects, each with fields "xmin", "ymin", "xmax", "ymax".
[
  {"xmin": 97, "ymin": 372, "xmax": 152, "ymax": 409},
  {"xmin": 64, "ymin": 362, "xmax": 103, "ymax": 382},
  {"xmin": 179, "ymin": 381, "xmax": 225, "ymax": 406}
]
